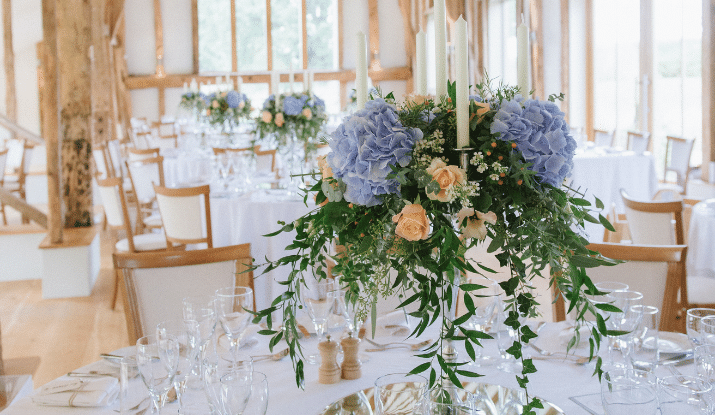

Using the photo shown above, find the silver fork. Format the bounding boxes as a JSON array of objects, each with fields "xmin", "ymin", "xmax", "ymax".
[
  {"xmin": 364, "ymin": 338, "xmax": 433, "ymax": 352},
  {"xmin": 529, "ymin": 342, "xmax": 590, "ymax": 364},
  {"xmin": 252, "ymin": 348, "xmax": 289, "ymax": 362}
]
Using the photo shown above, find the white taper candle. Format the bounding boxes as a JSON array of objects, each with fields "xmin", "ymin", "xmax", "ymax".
[
  {"xmin": 517, "ymin": 16, "xmax": 529, "ymax": 96},
  {"xmin": 289, "ymin": 63, "xmax": 295, "ymax": 93},
  {"xmin": 356, "ymin": 31, "xmax": 368, "ymax": 109},
  {"xmin": 434, "ymin": 0, "xmax": 447, "ymax": 98},
  {"xmin": 455, "ymin": 16, "xmax": 469, "ymax": 149},
  {"xmin": 415, "ymin": 30, "xmax": 427, "ymax": 95},
  {"xmin": 303, "ymin": 70, "xmax": 309, "ymax": 92},
  {"xmin": 270, "ymin": 71, "xmax": 279, "ymax": 96}
]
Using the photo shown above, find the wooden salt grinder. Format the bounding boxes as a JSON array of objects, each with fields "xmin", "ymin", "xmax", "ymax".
[
  {"xmin": 341, "ymin": 332, "xmax": 362, "ymax": 380},
  {"xmin": 318, "ymin": 335, "xmax": 341, "ymax": 384}
]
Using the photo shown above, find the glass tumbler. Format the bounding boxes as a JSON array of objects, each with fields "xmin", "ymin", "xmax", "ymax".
[
  {"xmin": 686, "ymin": 308, "xmax": 715, "ymax": 348},
  {"xmin": 601, "ymin": 368, "xmax": 657, "ymax": 415},
  {"xmin": 374, "ymin": 373, "xmax": 427, "ymax": 415},
  {"xmin": 695, "ymin": 344, "xmax": 715, "ymax": 383},
  {"xmin": 629, "ymin": 305, "xmax": 659, "ymax": 371},
  {"xmin": 657, "ymin": 375, "xmax": 714, "ymax": 414}
]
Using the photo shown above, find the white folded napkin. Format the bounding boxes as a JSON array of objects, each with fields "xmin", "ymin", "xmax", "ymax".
[
  {"xmin": 32, "ymin": 377, "xmax": 119, "ymax": 407},
  {"xmin": 375, "ymin": 310, "xmax": 415, "ymax": 336}
]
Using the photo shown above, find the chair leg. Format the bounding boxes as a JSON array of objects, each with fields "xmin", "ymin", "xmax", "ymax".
[
  {"xmin": 111, "ymin": 268, "xmax": 120, "ymax": 310},
  {"xmin": 0, "ymin": 202, "xmax": 6, "ymax": 226}
]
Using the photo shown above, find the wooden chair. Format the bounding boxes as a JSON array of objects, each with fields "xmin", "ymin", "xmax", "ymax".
[
  {"xmin": 113, "ymin": 244, "xmax": 253, "ymax": 343},
  {"xmin": 97, "ymin": 177, "xmax": 168, "ymax": 309},
  {"xmin": 553, "ymin": 243, "xmax": 688, "ymax": 332},
  {"xmin": 662, "ymin": 135, "xmax": 695, "ymax": 194},
  {"xmin": 125, "ymin": 156, "xmax": 165, "ymax": 234},
  {"xmin": 92, "ymin": 143, "xmax": 113, "ymax": 179},
  {"xmin": 255, "ymin": 148, "xmax": 277, "ymax": 177},
  {"xmin": 1, "ymin": 141, "xmax": 34, "ymax": 224},
  {"xmin": 621, "ymin": 188, "xmax": 684, "ymax": 245},
  {"xmin": 626, "ymin": 131, "xmax": 650, "ymax": 154},
  {"xmin": 152, "ymin": 121, "xmax": 178, "ymax": 150},
  {"xmin": 126, "ymin": 147, "xmax": 161, "ymax": 162},
  {"xmin": 212, "ymin": 146, "xmax": 257, "ymax": 156},
  {"xmin": 153, "ymin": 184, "xmax": 213, "ymax": 249},
  {"xmin": 602, "ymin": 203, "xmax": 631, "ymax": 243},
  {"xmin": 593, "ymin": 129, "xmax": 615, "ymax": 148},
  {"xmin": 0, "ymin": 148, "xmax": 8, "ymax": 225},
  {"xmin": 131, "ymin": 130, "xmax": 153, "ymax": 150}
]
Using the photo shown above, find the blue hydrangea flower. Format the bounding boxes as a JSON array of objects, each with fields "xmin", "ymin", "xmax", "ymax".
[
  {"xmin": 262, "ymin": 95, "xmax": 275, "ymax": 109},
  {"xmin": 490, "ymin": 97, "xmax": 576, "ymax": 187},
  {"xmin": 204, "ymin": 93, "xmax": 215, "ymax": 106},
  {"xmin": 469, "ymin": 95, "xmax": 483, "ymax": 102},
  {"xmin": 282, "ymin": 96, "xmax": 304, "ymax": 116},
  {"xmin": 327, "ymin": 98, "xmax": 423, "ymax": 206},
  {"xmin": 226, "ymin": 91, "xmax": 243, "ymax": 108}
]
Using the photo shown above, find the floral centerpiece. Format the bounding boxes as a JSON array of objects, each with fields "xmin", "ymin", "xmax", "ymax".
[
  {"xmin": 179, "ymin": 91, "xmax": 207, "ymax": 118},
  {"xmin": 203, "ymin": 90, "xmax": 252, "ymax": 130},
  {"xmin": 253, "ymin": 80, "xmax": 617, "ymax": 413},
  {"xmin": 254, "ymin": 92, "xmax": 328, "ymax": 154}
]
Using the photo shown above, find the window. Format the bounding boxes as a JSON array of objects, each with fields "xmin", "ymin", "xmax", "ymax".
[
  {"xmin": 197, "ymin": 0, "xmax": 341, "ymax": 113},
  {"xmin": 487, "ymin": 0, "xmax": 517, "ymax": 88}
]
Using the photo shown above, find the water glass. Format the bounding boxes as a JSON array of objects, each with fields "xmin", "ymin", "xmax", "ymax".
[
  {"xmin": 687, "ymin": 308, "xmax": 715, "ymax": 348},
  {"xmin": 657, "ymin": 375, "xmax": 714, "ymax": 414},
  {"xmin": 119, "ymin": 355, "xmax": 138, "ymax": 415},
  {"xmin": 203, "ymin": 354, "xmax": 253, "ymax": 415},
  {"xmin": 156, "ymin": 319, "xmax": 200, "ymax": 412},
  {"xmin": 495, "ymin": 297, "xmax": 523, "ymax": 373},
  {"xmin": 601, "ymin": 369, "xmax": 657, "ymax": 415},
  {"xmin": 421, "ymin": 387, "xmax": 476, "ymax": 415},
  {"xmin": 302, "ymin": 280, "xmax": 336, "ymax": 364},
  {"xmin": 629, "ymin": 305, "xmax": 659, "ymax": 371},
  {"xmin": 465, "ymin": 279, "xmax": 498, "ymax": 367},
  {"xmin": 695, "ymin": 344, "xmax": 715, "ymax": 383},
  {"xmin": 595, "ymin": 281, "xmax": 629, "ymax": 294},
  {"xmin": 215, "ymin": 287, "xmax": 254, "ymax": 360},
  {"xmin": 605, "ymin": 291, "xmax": 643, "ymax": 369},
  {"xmin": 220, "ymin": 371, "xmax": 269, "ymax": 415},
  {"xmin": 701, "ymin": 315, "xmax": 715, "ymax": 345},
  {"xmin": 374, "ymin": 373, "xmax": 427, "ymax": 415},
  {"xmin": 136, "ymin": 335, "xmax": 180, "ymax": 415}
]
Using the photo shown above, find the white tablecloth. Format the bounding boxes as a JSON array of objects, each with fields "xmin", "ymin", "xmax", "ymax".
[
  {"xmin": 209, "ymin": 189, "xmax": 315, "ymax": 311},
  {"xmin": 688, "ymin": 199, "xmax": 715, "ymax": 279},
  {"xmin": 570, "ymin": 149, "xmax": 658, "ymax": 241}
]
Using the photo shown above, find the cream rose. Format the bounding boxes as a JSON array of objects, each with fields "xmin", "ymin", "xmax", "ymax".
[
  {"xmin": 425, "ymin": 159, "xmax": 466, "ymax": 202},
  {"xmin": 274, "ymin": 112, "xmax": 285, "ymax": 127},
  {"xmin": 261, "ymin": 111, "xmax": 272, "ymax": 123},
  {"xmin": 302, "ymin": 108, "xmax": 313, "ymax": 120},
  {"xmin": 456, "ymin": 207, "xmax": 497, "ymax": 240},
  {"xmin": 392, "ymin": 204, "xmax": 431, "ymax": 241}
]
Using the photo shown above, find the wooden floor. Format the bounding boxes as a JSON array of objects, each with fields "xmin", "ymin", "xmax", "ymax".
[{"xmin": 0, "ymin": 211, "xmax": 129, "ymax": 387}]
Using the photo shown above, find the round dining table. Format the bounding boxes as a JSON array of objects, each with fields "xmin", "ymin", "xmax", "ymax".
[
  {"xmin": 688, "ymin": 199, "xmax": 715, "ymax": 280},
  {"xmin": 1, "ymin": 321, "xmax": 696, "ymax": 415}
]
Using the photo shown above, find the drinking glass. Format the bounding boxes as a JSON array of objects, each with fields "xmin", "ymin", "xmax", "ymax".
[
  {"xmin": 136, "ymin": 335, "xmax": 180, "ymax": 415},
  {"xmin": 600, "ymin": 368, "xmax": 657, "ymax": 415},
  {"xmin": 657, "ymin": 375, "xmax": 714, "ymax": 414},
  {"xmin": 203, "ymin": 354, "xmax": 253, "ymax": 415},
  {"xmin": 374, "ymin": 373, "xmax": 427, "ymax": 415},
  {"xmin": 465, "ymin": 279, "xmax": 498, "ymax": 367},
  {"xmin": 301, "ymin": 280, "xmax": 336, "ymax": 364},
  {"xmin": 695, "ymin": 344, "xmax": 715, "ymax": 383},
  {"xmin": 687, "ymin": 308, "xmax": 715, "ymax": 348},
  {"xmin": 700, "ymin": 315, "xmax": 715, "ymax": 345},
  {"xmin": 421, "ymin": 387, "xmax": 476, "ymax": 415},
  {"xmin": 220, "ymin": 371, "xmax": 269, "ymax": 415},
  {"xmin": 215, "ymin": 287, "xmax": 254, "ymax": 361},
  {"xmin": 605, "ymin": 290, "xmax": 643, "ymax": 369},
  {"xmin": 156, "ymin": 319, "xmax": 199, "ymax": 412},
  {"xmin": 182, "ymin": 295, "xmax": 217, "ymax": 358},
  {"xmin": 629, "ymin": 305, "xmax": 659, "ymax": 371},
  {"xmin": 595, "ymin": 281, "xmax": 629, "ymax": 294}
]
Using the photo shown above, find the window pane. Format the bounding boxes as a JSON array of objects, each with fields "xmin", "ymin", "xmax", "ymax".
[
  {"xmin": 271, "ymin": 0, "xmax": 303, "ymax": 71},
  {"xmin": 236, "ymin": 0, "xmax": 268, "ymax": 71},
  {"xmin": 241, "ymin": 82, "xmax": 270, "ymax": 115},
  {"xmin": 199, "ymin": 0, "xmax": 231, "ymax": 72},
  {"xmin": 593, "ymin": 0, "xmax": 639, "ymax": 148},
  {"xmin": 306, "ymin": 0, "xmax": 339, "ymax": 70},
  {"xmin": 311, "ymin": 80, "xmax": 340, "ymax": 115},
  {"xmin": 487, "ymin": 0, "xmax": 517, "ymax": 87}
]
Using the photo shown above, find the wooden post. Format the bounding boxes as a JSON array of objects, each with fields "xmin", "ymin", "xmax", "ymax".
[
  {"xmin": 41, "ymin": 0, "xmax": 63, "ymax": 242},
  {"xmin": 529, "ymin": 0, "xmax": 544, "ymax": 100},
  {"xmin": 191, "ymin": 0, "xmax": 198, "ymax": 73},
  {"xmin": 367, "ymin": 0, "xmax": 381, "ymax": 71},
  {"xmin": 57, "ymin": 0, "xmax": 93, "ymax": 227},
  {"xmin": 91, "ymin": 0, "xmax": 111, "ymax": 146},
  {"xmin": 560, "ymin": 0, "xmax": 569, "ymax": 123},
  {"xmin": 703, "ymin": 0, "xmax": 715, "ymax": 181},
  {"xmin": 3, "ymin": 0, "xmax": 16, "ymax": 131},
  {"xmin": 153, "ymin": 0, "xmax": 164, "ymax": 77}
]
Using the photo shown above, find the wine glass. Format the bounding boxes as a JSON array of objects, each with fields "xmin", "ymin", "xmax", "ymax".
[
  {"xmin": 465, "ymin": 279, "xmax": 498, "ymax": 367},
  {"xmin": 601, "ymin": 368, "xmax": 657, "ymax": 415},
  {"xmin": 220, "ymin": 371, "xmax": 269, "ymax": 415},
  {"xmin": 136, "ymin": 335, "xmax": 180, "ymax": 415},
  {"xmin": 606, "ymin": 290, "xmax": 643, "ymax": 369},
  {"xmin": 183, "ymin": 295, "xmax": 218, "ymax": 373},
  {"xmin": 215, "ymin": 287, "xmax": 254, "ymax": 362},
  {"xmin": 699, "ymin": 315, "xmax": 715, "ymax": 345},
  {"xmin": 203, "ymin": 352, "xmax": 253, "ymax": 415},
  {"xmin": 686, "ymin": 308, "xmax": 715, "ymax": 348},
  {"xmin": 156, "ymin": 319, "xmax": 199, "ymax": 413},
  {"xmin": 301, "ymin": 279, "xmax": 336, "ymax": 364},
  {"xmin": 496, "ymin": 296, "xmax": 524, "ymax": 373},
  {"xmin": 595, "ymin": 281, "xmax": 629, "ymax": 294}
]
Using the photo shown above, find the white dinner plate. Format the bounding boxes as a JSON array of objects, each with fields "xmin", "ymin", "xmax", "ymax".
[{"xmin": 643, "ymin": 331, "xmax": 690, "ymax": 353}]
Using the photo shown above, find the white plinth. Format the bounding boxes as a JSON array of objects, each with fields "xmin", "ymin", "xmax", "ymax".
[{"xmin": 40, "ymin": 230, "xmax": 100, "ymax": 299}]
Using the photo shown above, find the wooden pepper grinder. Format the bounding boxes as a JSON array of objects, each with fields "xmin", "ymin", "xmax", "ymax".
[
  {"xmin": 340, "ymin": 332, "xmax": 362, "ymax": 380},
  {"xmin": 318, "ymin": 335, "xmax": 341, "ymax": 384}
]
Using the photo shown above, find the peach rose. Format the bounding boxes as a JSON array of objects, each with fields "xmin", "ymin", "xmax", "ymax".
[
  {"xmin": 274, "ymin": 112, "xmax": 285, "ymax": 127},
  {"xmin": 261, "ymin": 111, "xmax": 272, "ymax": 123},
  {"xmin": 212, "ymin": 100, "xmax": 219, "ymax": 108},
  {"xmin": 239, "ymin": 101, "xmax": 246, "ymax": 109},
  {"xmin": 404, "ymin": 94, "xmax": 433, "ymax": 106},
  {"xmin": 425, "ymin": 159, "xmax": 466, "ymax": 202},
  {"xmin": 316, "ymin": 155, "xmax": 333, "ymax": 180},
  {"xmin": 392, "ymin": 204, "xmax": 431, "ymax": 241},
  {"xmin": 302, "ymin": 108, "xmax": 313, "ymax": 120},
  {"xmin": 456, "ymin": 207, "xmax": 497, "ymax": 240},
  {"xmin": 473, "ymin": 102, "xmax": 490, "ymax": 124}
]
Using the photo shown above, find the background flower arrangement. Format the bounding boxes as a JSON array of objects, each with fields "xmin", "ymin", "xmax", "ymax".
[
  {"xmin": 203, "ymin": 90, "xmax": 252, "ymax": 128},
  {"xmin": 179, "ymin": 91, "xmax": 206, "ymax": 115},
  {"xmin": 253, "ymin": 80, "xmax": 617, "ymax": 412},
  {"xmin": 255, "ymin": 92, "xmax": 328, "ymax": 152}
]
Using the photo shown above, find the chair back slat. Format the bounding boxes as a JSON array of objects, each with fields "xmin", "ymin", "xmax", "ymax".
[
  {"xmin": 126, "ymin": 156, "xmax": 165, "ymax": 204},
  {"xmin": 627, "ymin": 131, "xmax": 650, "ymax": 154},
  {"xmin": 621, "ymin": 188, "xmax": 684, "ymax": 245},
  {"xmin": 96, "ymin": 177, "xmax": 136, "ymax": 252},
  {"xmin": 154, "ymin": 184, "xmax": 212, "ymax": 248},
  {"xmin": 0, "ymin": 148, "xmax": 10, "ymax": 182},
  {"xmin": 594, "ymin": 129, "xmax": 615, "ymax": 148},
  {"xmin": 664, "ymin": 135, "xmax": 695, "ymax": 188}
]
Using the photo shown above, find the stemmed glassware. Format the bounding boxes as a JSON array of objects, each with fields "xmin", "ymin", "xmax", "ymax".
[
  {"xmin": 156, "ymin": 319, "xmax": 199, "ymax": 414},
  {"xmin": 496, "ymin": 295, "xmax": 524, "ymax": 373},
  {"xmin": 701, "ymin": 315, "xmax": 715, "ymax": 345},
  {"xmin": 215, "ymin": 287, "xmax": 254, "ymax": 362},
  {"xmin": 136, "ymin": 335, "xmax": 180, "ymax": 415},
  {"xmin": 203, "ymin": 352, "xmax": 253, "ymax": 415},
  {"xmin": 465, "ymin": 279, "xmax": 498, "ymax": 367},
  {"xmin": 605, "ymin": 290, "xmax": 643, "ymax": 369},
  {"xmin": 301, "ymin": 279, "xmax": 336, "ymax": 364},
  {"xmin": 687, "ymin": 308, "xmax": 715, "ymax": 347},
  {"xmin": 220, "ymin": 371, "xmax": 269, "ymax": 415},
  {"xmin": 183, "ymin": 295, "xmax": 218, "ymax": 368}
]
